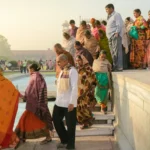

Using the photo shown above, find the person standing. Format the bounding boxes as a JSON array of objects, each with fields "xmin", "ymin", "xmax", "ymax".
[
  {"xmin": 23, "ymin": 60, "xmax": 27, "ymax": 73},
  {"xmin": 39, "ymin": 59, "xmax": 44, "ymax": 70},
  {"xmin": 54, "ymin": 43, "xmax": 75, "ymax": 78},
  {"xmin": 15, "ymin": 64, "xmax": 54, "ymax": 145},
  {"xmin": 62, "ymin": 32, "xmax": 76, "ymax": 57},
  {"xmin": 76, "ymin": 55, "xmax": 97, "ymax": 129},
  {"xmin": 53, "ymin": 54, "xmax": 78, "ymax": 150},
  {"xmin": 83, "ymin": 30, "xmax": 100, "ymax": 59},
  {"xmin": 0, "ymin": 67, "xmax": 20, "ymax": 149},
  {"xmin": 76, "ymin": 21, "xmax": 88, "ymax": 45},
  {"xmin": 130, "ymin": 9, "xmax": 148, "ymax": 69},
  {"xmin": 69, "ymin": 20, "xmax": 78, "ymax": 38},
  {"xmin": 105, "ymin": 4, "xmax": 124, "ymax": 71},
  {"xmin": 93, "ymin": 50, "xmax": 112, "ymax": 114},
  {"xmin": 74, "ymin": 41, "xmax": 94, "ymax": 66}
]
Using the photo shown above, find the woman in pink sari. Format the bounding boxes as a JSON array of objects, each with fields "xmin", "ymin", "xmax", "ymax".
[
  {"xmin": 15, "ymin": 64, "xmax": 54, "ymax": 145},
  {"xmin": 92, "ymin": 20, "xmax": 106, "ymax": 40}
]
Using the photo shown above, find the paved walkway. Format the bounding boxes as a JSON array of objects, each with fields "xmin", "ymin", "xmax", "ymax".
[{"xmin": 6, "ymin": 136, "xmax": 117, "ymax": 150}]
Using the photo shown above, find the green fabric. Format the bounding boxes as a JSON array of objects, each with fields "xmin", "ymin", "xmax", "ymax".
[
  {"xmin": 99, "ymin": 30, "xmax": 113, "ymax": 64},
  {"xmin": 95, "ymin": 72, "xmax": 109, "ymax": 105}
]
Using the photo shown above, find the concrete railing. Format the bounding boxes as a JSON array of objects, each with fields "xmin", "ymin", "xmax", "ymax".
[{"xmin": 112, "ymin": 72, "xmax": 150, "ymax": 150}]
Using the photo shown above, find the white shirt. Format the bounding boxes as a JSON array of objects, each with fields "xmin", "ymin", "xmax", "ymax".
[
  {"xmin": 55, "ymin": 67, "xmax": 78, "ymax": 108},
  {"xmin": 106, "ymin": 11, "xmax": 123, "ymax": 39}
]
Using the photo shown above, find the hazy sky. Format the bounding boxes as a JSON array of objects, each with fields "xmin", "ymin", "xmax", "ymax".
[{"xmin": 0, "ymin": 0, "xmax": 149, "ymax": 50}]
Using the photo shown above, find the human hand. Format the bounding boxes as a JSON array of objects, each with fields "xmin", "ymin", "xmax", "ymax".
[{"xmin": 68, "ymin": 104, "xmax": 74, "ymax": 112}]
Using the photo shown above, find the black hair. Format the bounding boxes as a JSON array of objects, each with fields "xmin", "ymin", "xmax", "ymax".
[
  {"xmin": 29, "ymin": 63, "xmax": 41, "ymax": 71},
  {"xmin": 102, "ymin": 20, "xmax": 107, "ymax": 26},
  {"xmin": 95, "ymin": 20, "xmax": 101, "ymax": 26},
  {"xmin": 75, "ymin": 41, "xmax": 82, "ymax": 46},
  {"xmin": 63, "ymin": 32, "xmax": 70, "ymax": 37},
  {"xmin": 70, "ymin": 20, "xmax": 75, "ymax": 24},
  {"xmin": 105, "ymin": 4, "xmax": 114, "ymax": 9},
  {"xmin": 84, "ymin": 30, "xmax": 91, "ymax": 35},
  {"xmin": 81, "ymin": 20, "xmax": 87, "ymax": 26},
  {"xmin": 134, "ymin": 9, "xmax": 141, "ymax": 15},
  {"xmin": 100, "ymin": 50, "xmax": 107, "ymax": 55},
  {"xmin": 126, "ymin": 17, "xmax": 131, "ymax": 21},
  {"xmin": 76, "ymin": 55, "xmax": 82, "ymax": 60},
  {"xmin": 54, "ymin": 43, "xmax": 62, "ymax": 49}
]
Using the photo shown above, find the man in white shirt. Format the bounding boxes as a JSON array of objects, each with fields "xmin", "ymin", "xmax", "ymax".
[
  {"xmin": 105, "ymin": 4, "xmax": 123, "ymax": 72},
  {"xmin": 53, "ymin": 54, "xmax": 78, "ymax": 150}
]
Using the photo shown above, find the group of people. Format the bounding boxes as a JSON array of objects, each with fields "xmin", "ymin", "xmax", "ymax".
[
  {"xmin": 62, "ymin": 5, "xmax": 150, "ymax": 71},
  {"xmin": 1, "ymin": 3, "xmax": 150, "ymax": 150},
  {"xmin": 18, "ymin": 60, "xmax": 28, "ymax": 73}
]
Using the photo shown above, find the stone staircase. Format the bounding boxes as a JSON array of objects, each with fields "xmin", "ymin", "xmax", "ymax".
[{"xmin": 54, "ymin": 101, "xmax": 115, "ymax": 137}]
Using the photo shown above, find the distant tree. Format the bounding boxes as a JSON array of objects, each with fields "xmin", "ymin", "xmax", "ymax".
[{"xmin": 0, "ymin": 35, "xmax": 12, "ymax": 59}]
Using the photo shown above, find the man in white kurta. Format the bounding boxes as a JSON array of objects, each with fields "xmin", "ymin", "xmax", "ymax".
[{"xmin": 53, "ymin": 54, "xmax": 78, "ymax": 150}]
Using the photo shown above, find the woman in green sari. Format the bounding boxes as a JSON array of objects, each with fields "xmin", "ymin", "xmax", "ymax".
[
  {"xmin": 98, "ymin": 29, "xmax": 112, "ymax": 64},
  {"xmin": 92, "ymin": 50, "xmax": 112, "ymax": 114}
]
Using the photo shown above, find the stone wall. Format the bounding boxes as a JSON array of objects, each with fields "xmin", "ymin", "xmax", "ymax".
[{"xmin": 113, "ymin": 73, "xmax": 150, "ymax": 150}]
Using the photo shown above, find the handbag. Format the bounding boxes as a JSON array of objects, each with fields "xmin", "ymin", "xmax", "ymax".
[{"xmin": 129, "ymin": 26, "xmax": 139, "ymax": 40}]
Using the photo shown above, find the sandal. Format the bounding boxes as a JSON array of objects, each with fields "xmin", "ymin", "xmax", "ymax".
[{"xmin": 40, "ymin": 138, "xmax": 52, "ymax": 145}]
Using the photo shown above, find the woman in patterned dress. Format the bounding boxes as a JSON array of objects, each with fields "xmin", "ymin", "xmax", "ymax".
[
  {"xmin": 130, "ymin": 9, "xmax": 148, "ymax": 69},
  {"xmin": 76, "ymin": 55, "xmax": 97, "ymax": 129}
]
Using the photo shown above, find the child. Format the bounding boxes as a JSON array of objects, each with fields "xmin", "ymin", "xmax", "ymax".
[{"xmin": 92, "ymin": 50, "xmax": 112, "ymax": 114}]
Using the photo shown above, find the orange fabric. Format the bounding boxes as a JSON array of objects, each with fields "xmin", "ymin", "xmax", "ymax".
[
  {"xmin": 0, "ymin": 74, "xmax": 19, "ymax": 148},
  {"xmin": 15, "ymin": 110, "xmax": 49, "ymax": 139},
  {"xmin": 56, "ymin": 50, "xmax": 75, "ymax": 78}
]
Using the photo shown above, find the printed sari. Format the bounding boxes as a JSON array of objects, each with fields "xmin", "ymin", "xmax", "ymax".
[
  {"xmin": 77, "ymin": 62, "xmax": 97, "ymax": 127},
  {"xmin": 15, "ymin": 72, "xmax": 53, "ymax": 140},
  {"xmin": 144, "ymin": 19, "xmax": 150, "ymax": 69},
  {"xmin": 130, "ymin": 16, "xmax": 148, "ymax": 68},
  {"xmin": 0, "ymin": 74, "xmax": 19, "ymax": 149}
]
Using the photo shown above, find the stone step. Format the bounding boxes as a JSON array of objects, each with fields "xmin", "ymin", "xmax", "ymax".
[
  {"xmin": 92, "ymin": 112, "xmax": 115, "ymax": 124},
  {"xmin": 54, "ymin": 124, "xmax": 114, "ymax": 137}
]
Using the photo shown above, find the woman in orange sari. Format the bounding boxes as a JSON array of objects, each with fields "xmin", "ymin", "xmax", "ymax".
[
  {"xmin": 0, "ymin": 67, "xmax": 20, "ymax": 149},
  {"xmin": 15, "ymin": 64, "xmax": 54, "ymax": 145},
  {"xmin": 130, "ymin": 9, "xmax": 148, "ymax": 69}
]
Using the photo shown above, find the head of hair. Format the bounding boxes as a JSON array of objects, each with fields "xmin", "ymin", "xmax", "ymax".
[
  {"xmin": 134, "ymin": 9, "xmax": 141, "ymax": 15},
  {"xmin": 95, "ymin": 20, "xmax": 101, "ymax": 26},
  {"xmin": 29, "ymin": 63, "xmax": 41, "ymax": 71},
  {"xmin": 90, "ymin": 18, "xmax": 96, "ymax": 24},
  {"xmin": 126, "ymin": 17, "xmax": 131, "ymax": 21},
  {"xmin": 105, "ymin": 4, "xmax": 114, "ymax": 9},
  {"xmin": 84, "ymin": 30, "xmax": 91, "ymax": 36},
  {"xmin": 70, "ymin": 20, "xmax": 75, "ymax": 24},
  {"xmin": 102, "ymin": 20, "xmax": 107, "ymax": 26},
  {"xmin": 54, "ymin": 43, "xmax": 63, "ymax": 49},
  {"xmin": 75, "ymin": 41, "xmax": 82, "ymax": 46},
  {"xmin": 100, "ymin": 50, "xmax": 107, "ymax": 55},
  {"xmin": 149, "ymin": 10, "xmax": 150, "ymax": 14},
  {"xmin": 58, "ymin": 54, "xmax": 68, "ymax": 61},
  {"xmin": 63, "ymin": 32, "xmax": 70, "ymax": 37},
  {"xmin": 81, "ymin": 20, "xmax": 87, "ymax": 26}
]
